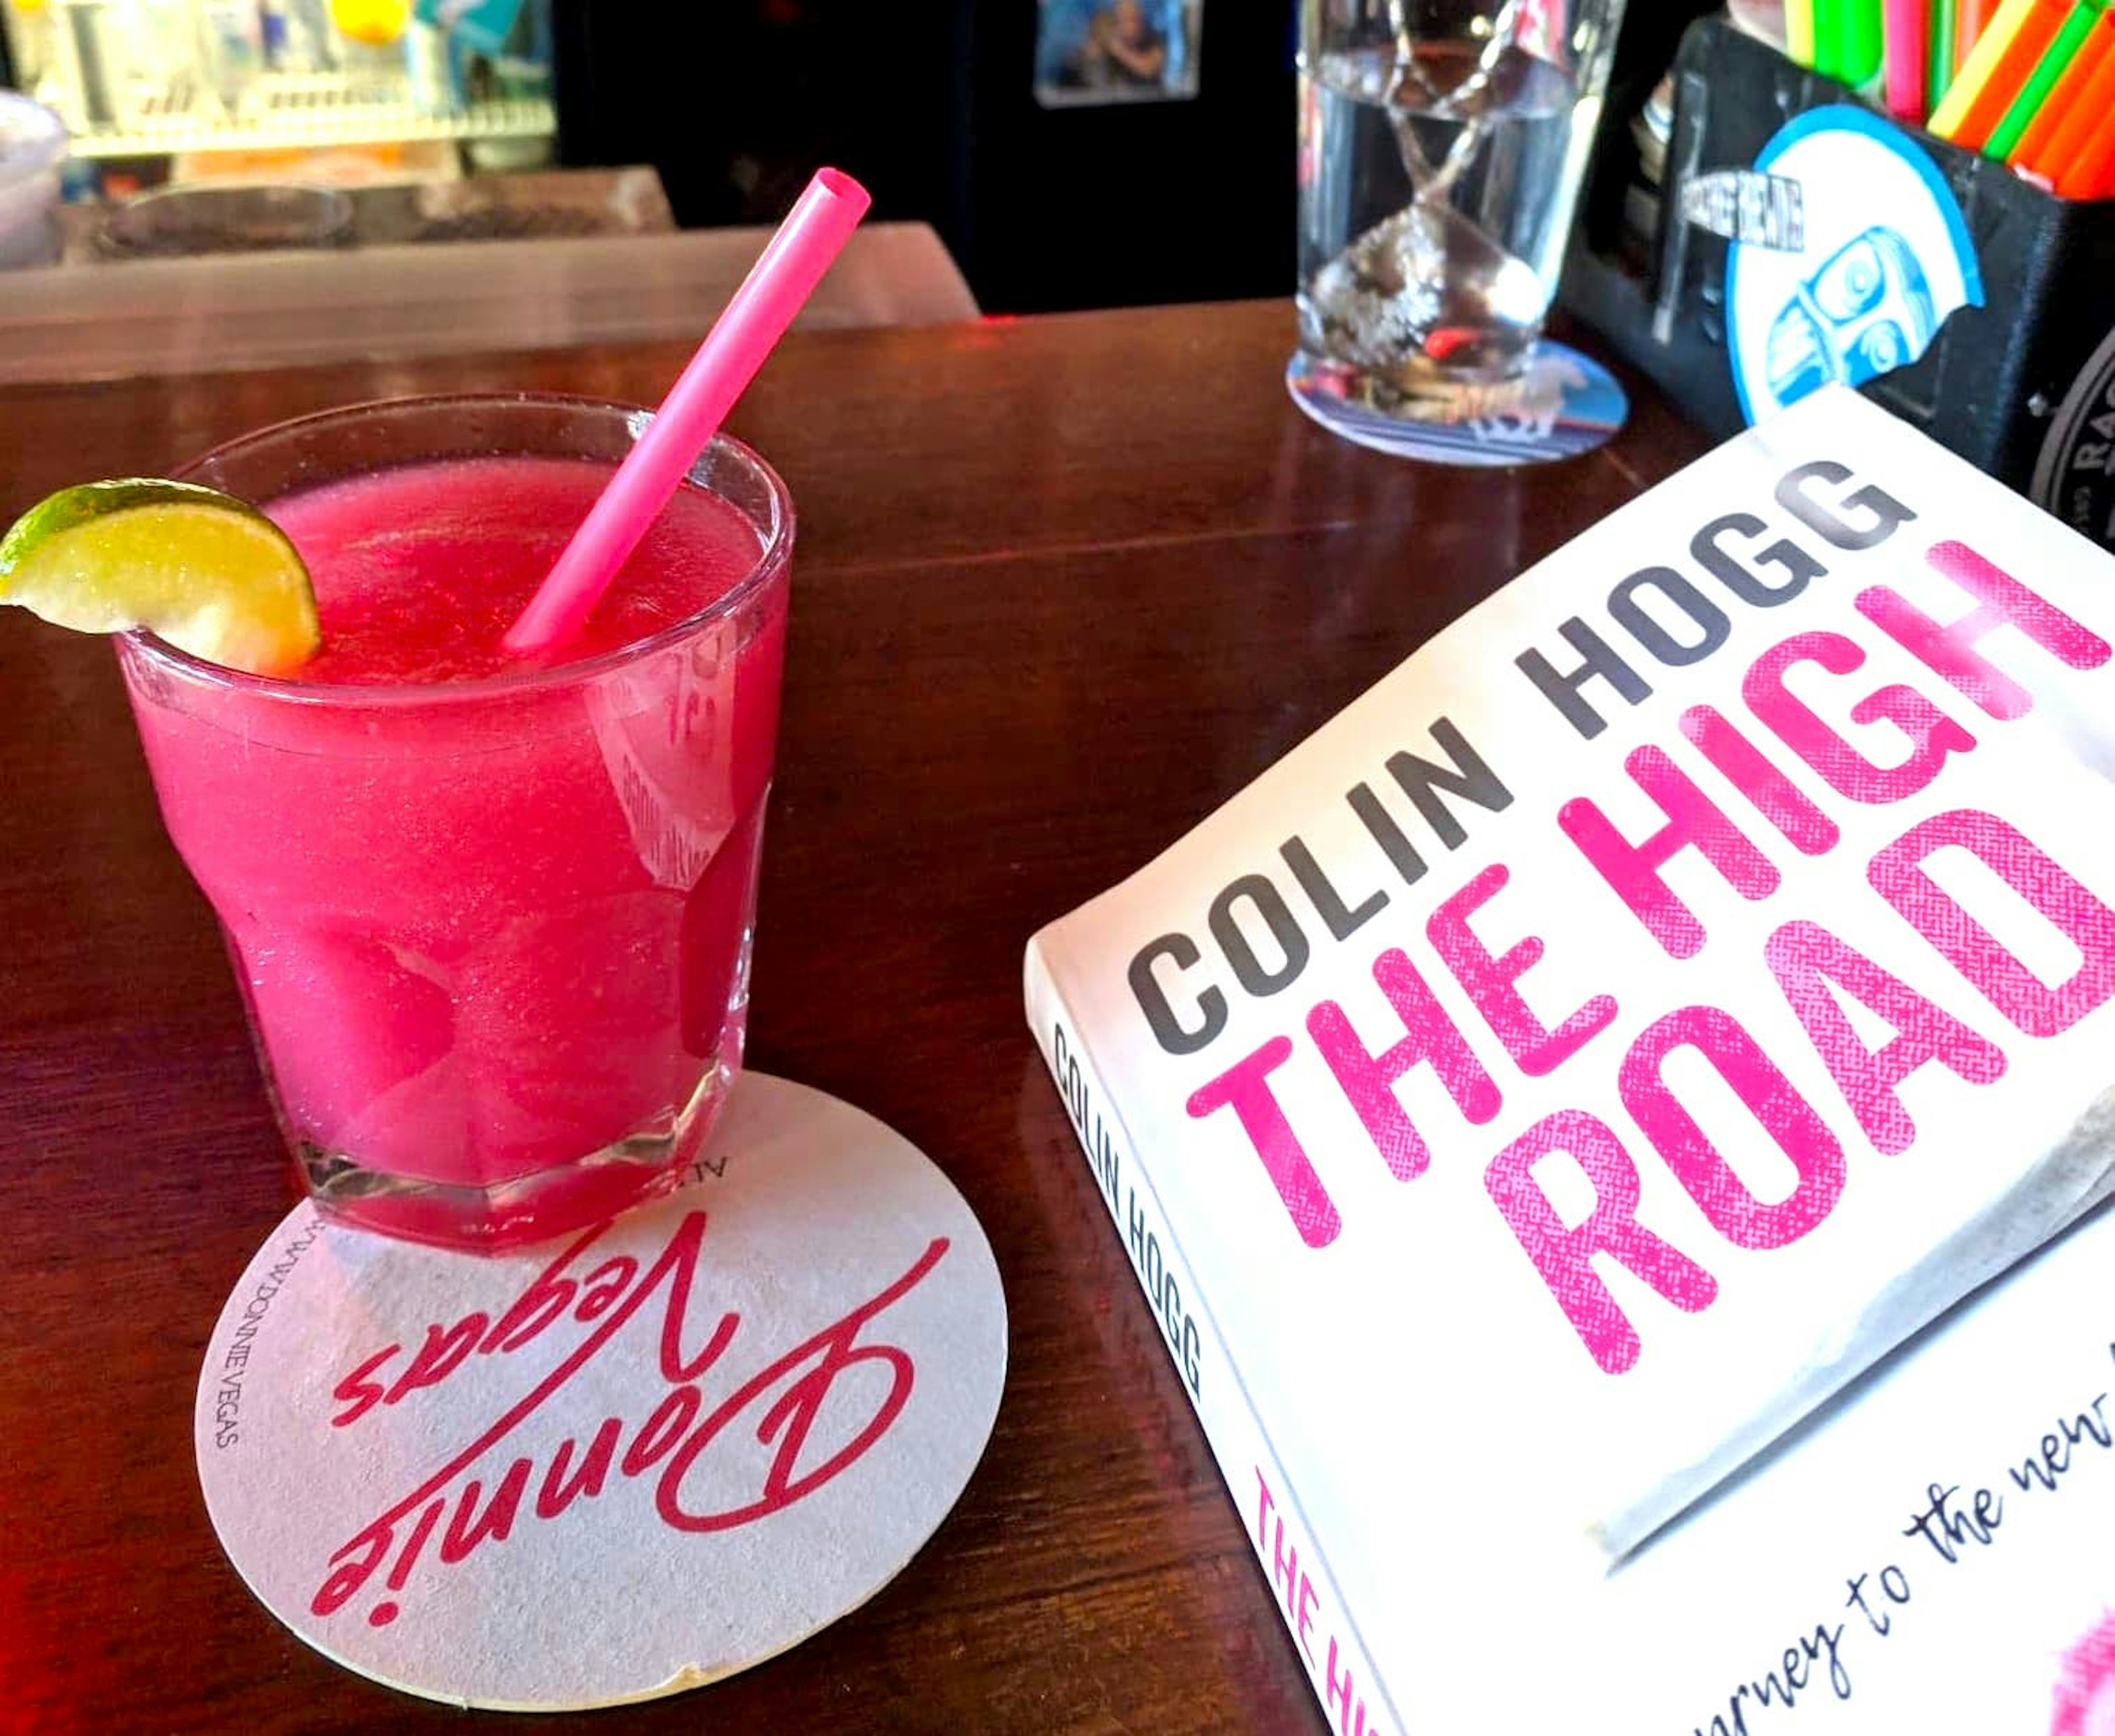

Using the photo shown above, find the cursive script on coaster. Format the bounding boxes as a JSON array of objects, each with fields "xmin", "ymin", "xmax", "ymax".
[{"xmin": 194, "ymin": 1075, "xmax": 1008, "ymax": 1712}]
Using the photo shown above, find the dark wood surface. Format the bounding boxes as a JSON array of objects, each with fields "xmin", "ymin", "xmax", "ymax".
[{"xmin": 0, "ymin": 301, "xmax": 1712, "ymax": 1734}]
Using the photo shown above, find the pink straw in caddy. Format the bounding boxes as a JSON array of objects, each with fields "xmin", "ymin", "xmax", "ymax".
[
  {"xmin": 1883, "ymin": 0, "xmax": 1930, "ymax": 120},
  {"xmin": 503, "ymin": 167, "xmax": 872, "ymax": 658}
]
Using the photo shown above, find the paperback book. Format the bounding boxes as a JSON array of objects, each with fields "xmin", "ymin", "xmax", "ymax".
[{"xmin": 1026, "ymin": 387, "xmax": 2115, "ymax": 1732}]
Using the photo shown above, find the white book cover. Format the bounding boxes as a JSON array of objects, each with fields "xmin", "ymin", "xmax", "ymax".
[{"xmin": 1024, "ymin": 387, "xmax": 2115, "ymax": 1733}]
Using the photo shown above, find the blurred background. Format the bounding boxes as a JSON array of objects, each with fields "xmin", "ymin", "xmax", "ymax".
[{"xmin": 0, "ymin": 0, "xmax": 1301, "ymax": 309}]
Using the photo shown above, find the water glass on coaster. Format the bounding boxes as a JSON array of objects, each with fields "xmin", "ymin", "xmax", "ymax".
[{"xmin": 1292, "ymin": 0, "xmax": 1631, "ymax": 464}]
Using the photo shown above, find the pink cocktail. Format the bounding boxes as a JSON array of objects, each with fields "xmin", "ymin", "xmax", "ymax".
[{"xmin": 116, "ymin": 396, "xmax": 792, "ymax": 1251}]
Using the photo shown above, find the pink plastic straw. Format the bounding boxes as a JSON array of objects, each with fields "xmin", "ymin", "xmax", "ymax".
[
  {"xmin": 503, "ymin": 167, "xmax": 872, "ymax": 658},
  {"xmin": 1884, "ymin": 0, "xmax": 1930, "ymax": 118}
]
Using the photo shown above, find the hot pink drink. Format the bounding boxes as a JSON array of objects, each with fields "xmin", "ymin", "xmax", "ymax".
[{"xmin": 117, "ymin": 398, "xmax": 792, "ymax": 1251}]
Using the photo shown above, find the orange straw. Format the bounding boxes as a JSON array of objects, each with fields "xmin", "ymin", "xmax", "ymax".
[
  {"xmin": 2013, "ymin": 8, "xmax": 2115, "ymax": 166},
  {"xmin": 2056, "ymin": 99, "xmax": 2115, "ymax": 195},
  {"xmin": 1932, "ymin": 0, "xmax": 2068, "ymax": 147},
  {"xmin": 2024, "ymin": 10, "xmax": 2115, "ymax": 175}
]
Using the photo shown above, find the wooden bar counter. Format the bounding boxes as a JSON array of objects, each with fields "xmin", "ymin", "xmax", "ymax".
[{"xmin": 0, "ymin": 300, "xmax": 1710, "ymax": 1732}]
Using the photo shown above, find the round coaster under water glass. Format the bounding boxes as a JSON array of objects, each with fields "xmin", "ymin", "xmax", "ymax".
[
  {"xmin": 194, "ymin": 1073, "xmax": 1007, "ymax": 1712},
  {"xmin": 1287, "ymin": 341, "xmax": 1629, "ymax": 466}
]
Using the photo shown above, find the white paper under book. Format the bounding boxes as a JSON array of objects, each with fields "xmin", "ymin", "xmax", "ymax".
[{"xmin": 1026, "ymin": 387, "xmax": 2115, "ymax": 1733}]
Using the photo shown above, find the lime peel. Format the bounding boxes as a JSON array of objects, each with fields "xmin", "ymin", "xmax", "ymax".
[{"xmin": 0, "ymin": 478, "xmax": 319, "ymax": 675}]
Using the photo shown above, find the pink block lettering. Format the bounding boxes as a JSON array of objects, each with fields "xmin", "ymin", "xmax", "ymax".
[
  {"xmin": 1326, "ymin": 1634, "xmax": 1369, "ymax": 1736},
  {"xmin": 1295, "ymin": 1570, "xmax": 1319, "ymax": 1664},
  {"xmin": 1680, "ymin": 703, "xmax": 1840, "ymax": 857},
  {"xmin": 1857, "ymin": 541, "xmax": 2112, "ymax": 721},
  {"xmin": 1558, "ymin": 746, "xmax": 1780, "ymax": 959},
  {"xmin": 1186, "ymin": 1037, "xmax": 1341, "ymax": 1247},
  {"xmin": 1617, "ymin": 1005, "xmax": 1845, "ymax": 1249},
  {"xmin": 1744, "ymin": 630, "xmax": 1976, "ymax": 804},
  {"xmin": 1485, "ymin": 1108, "xmax": 1718, "ymax": 1374},
  {"xmin": 1424, "ymin": 863, "xmax": 1617, "ymax": 1075},
  {"xmin": 1869, "ymin": 810, "xmax": 2115, "ymax": 1037},
  {"xmin": 1308, "ymin": 947, "xmax": 1501, "ymax": 1183},
  {"xmin": 1765, "ymin": 918, "xmax": 2006, "ymax": 1155},
  {"xmin": 1254, "ymin": 1468, "xmax": 1322, "ymax": 1671}
]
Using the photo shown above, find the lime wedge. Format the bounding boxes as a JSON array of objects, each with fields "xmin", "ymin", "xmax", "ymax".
[{"xmin": 0, "ymin": 479, "xmax": 319, "ymax": 675}]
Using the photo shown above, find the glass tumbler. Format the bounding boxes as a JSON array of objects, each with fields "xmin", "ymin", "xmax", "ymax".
[
  {"xmin": 115, "ymin": 397, "xmax": 792, "ymax": 1252},
  {"xmin": 1298, "ymin": 0, "xmax": 1626, "ymax": 395}
]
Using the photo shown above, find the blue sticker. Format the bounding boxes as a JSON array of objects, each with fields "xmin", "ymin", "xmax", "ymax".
[
  {"xmin": 1286, "ymin": 341, "xmax": 1628, "ymax": 468},
  {"xmin": 1726, "ymin": 106, "xmax": 1982, "ymax": 425}
]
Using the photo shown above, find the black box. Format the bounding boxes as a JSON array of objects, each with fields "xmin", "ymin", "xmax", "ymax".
[{"xmin": 1562, "ymin": 14, "xmax": 2115, "ymax": 554}]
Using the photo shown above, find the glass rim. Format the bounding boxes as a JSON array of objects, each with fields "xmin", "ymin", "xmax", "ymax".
[{"xmin": 121, "ymin": 391, "xmax": 795, "ymax": 709}]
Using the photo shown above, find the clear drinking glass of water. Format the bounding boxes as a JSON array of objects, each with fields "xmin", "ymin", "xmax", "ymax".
[{"xmin": 1297, "ymin": 0, "xmax": 1625, "ymax": 399}]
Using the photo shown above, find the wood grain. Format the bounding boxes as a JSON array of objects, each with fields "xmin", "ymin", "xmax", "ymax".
[{"xmin": 0, "ymin": 300, "xmax": 1711, "ymax": 1733}]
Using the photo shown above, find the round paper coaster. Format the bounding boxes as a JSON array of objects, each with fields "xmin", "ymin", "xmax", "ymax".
[
  {"xmin": 1286, "ymin": 340, "xmax": 1628, "ymax": 466},
  {"xmin": 196, "ymin": 1073, "xmax": 1007, "ymax": 1712}
]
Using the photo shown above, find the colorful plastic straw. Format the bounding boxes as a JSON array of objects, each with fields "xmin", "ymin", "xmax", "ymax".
[
  {"xmin": 2056, "ymin": 94, "xmax": 2115, "ymax": 193},
  {"xmin": 1885, "ymin": 0, "xmax": 1931, "ymax": 115},
  {"xmin": 1956, "ymin": 0, "xmax": 2004, "ymax": 68},
  {"xmin": 1839, "ymin": 0, "xmax": 1887, "ymax": 80},
  {"xmin": 2010, "ymin": 1, "xmax": 2115, "ymax": 165},
  {"xmin": 504, "ymin": 167, "xmax": 872, "ymax": 658},
  {"xmin": 1928, "ymin": 0, "xmax": 1958, "ymax": 106},
  {"xmin": 1985, "ymin": 0, "xmax": 2106, "ymax": 160},
  {"xmin": 1929, "ymin": 0, "xmax": 2067, "ymax": 145},
  {"xmin": 1812, "ymin": 0, "xmax": 1870, "ymax": 75},
  {"xmin": 2025, "ymin": 7, "xmax": 2115, "ymax": 173},
  {"xmin": 1812, "ymin": 0, "xmax": 1844, "ymax": 72},
  {"xmin": 1788, "ymin": 0, "xmax": 1819, "ymax": 64}
]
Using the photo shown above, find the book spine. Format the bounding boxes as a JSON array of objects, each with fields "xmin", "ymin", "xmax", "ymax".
[{"xmin": 1023, "ymin": 938, "xmax": 1403, "ymax": 1736}]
